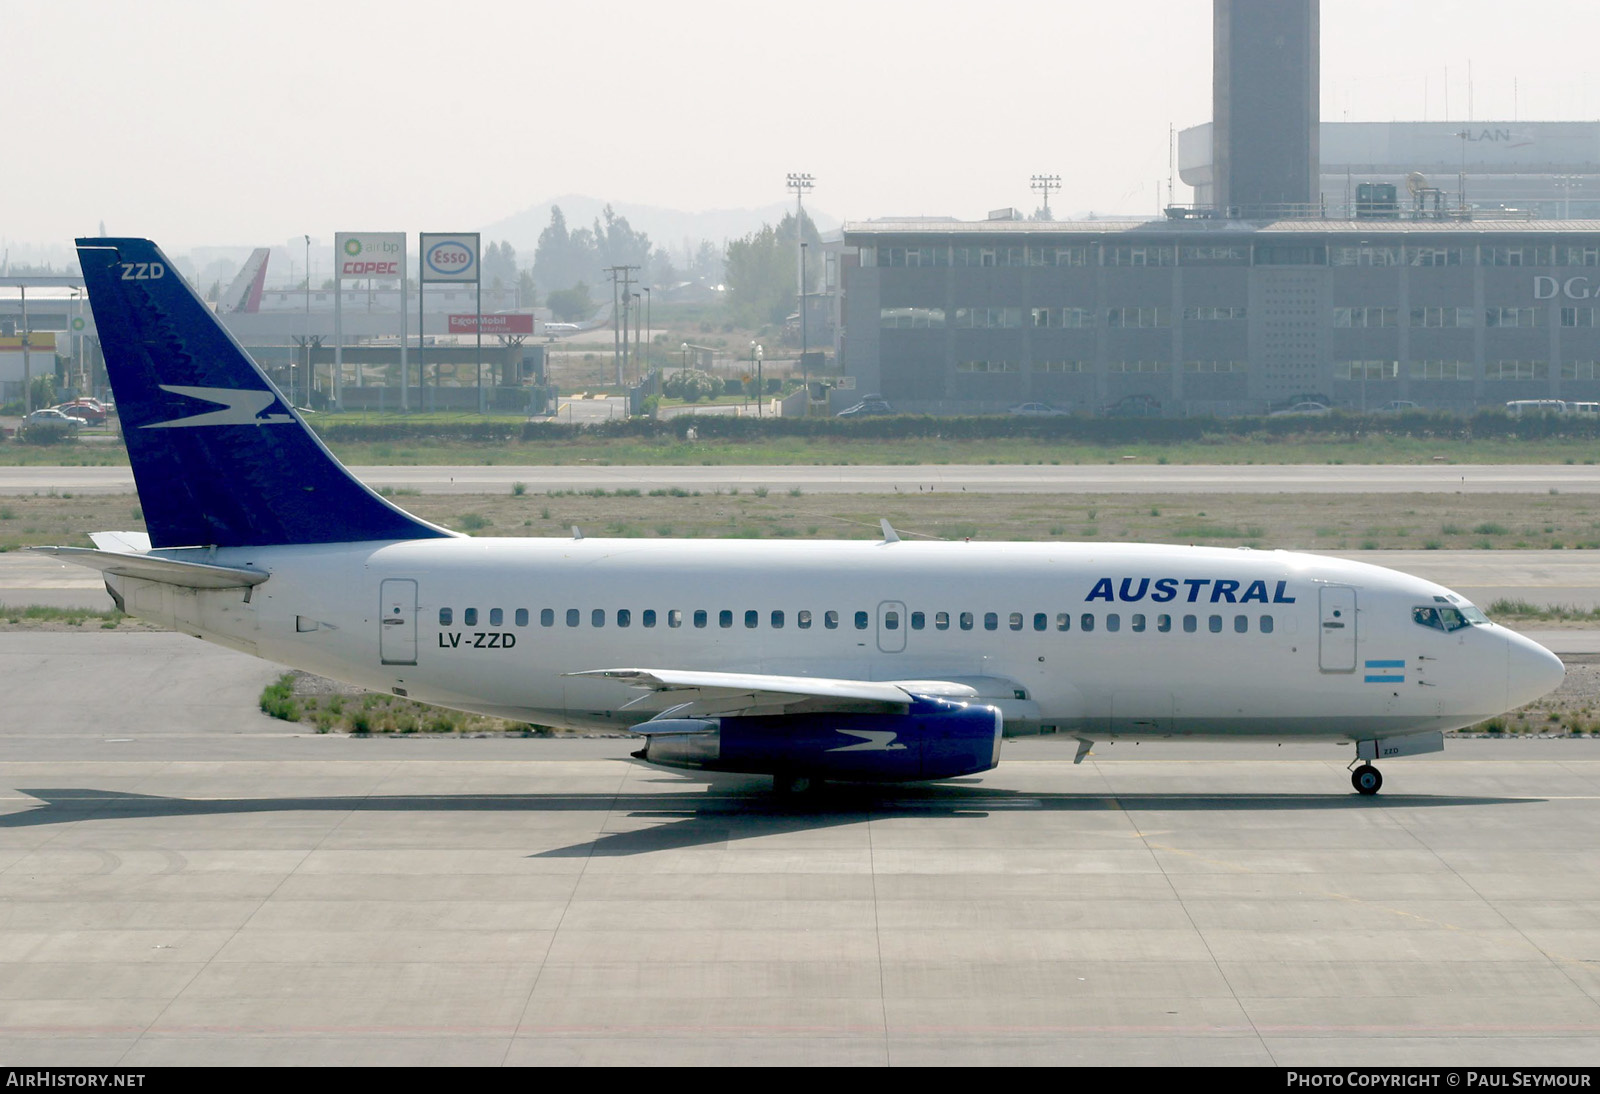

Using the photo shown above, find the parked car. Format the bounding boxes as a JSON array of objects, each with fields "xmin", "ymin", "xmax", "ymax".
[
  {"xmin": 1007, "ymin": 402, "xmax": 1071, "ymax": 416},
  {"xmin": 835, "ymin": 399, "xmax": 894, "ymax": 418},
  {"xmin": 52, "ymin": 399, "xmax": 107, "ymax": 425},
  {"xmin": 22, "ymin": 408, "xmax": 83, "ymax": 433},
  {"xmin": 1373, "ymin": 400, "xmax": 1420, "ymax": 414},
  {"xmin": 1269, "ymin": 401, "xmax": 1332, "ymax": 417},
  {"xmin": 1099, "ymin": 394, "xmax": 1162, "ymax": 419}
]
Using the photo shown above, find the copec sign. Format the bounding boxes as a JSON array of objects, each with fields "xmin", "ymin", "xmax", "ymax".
[
  {"xmin": 420, "ymin": 233, "xmax": 480, "ymax": 283},
  {"xmin": 1535, "ymin": 275, "xmax": 1600, "ymax": 300},
  {"xmin": 334, "ymin": 232, "xmax": 405, "ymax": 279}
]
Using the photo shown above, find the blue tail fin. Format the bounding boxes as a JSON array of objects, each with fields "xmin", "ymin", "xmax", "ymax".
[{"xmin": 77, "ymin": 238, "xmax": 451, "ymax": 549}]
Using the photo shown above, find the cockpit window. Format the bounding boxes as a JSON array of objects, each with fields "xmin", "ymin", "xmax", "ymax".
[{"xmin": 1413, "ymin": 605, "xmax": 1472, "ymax": 632}]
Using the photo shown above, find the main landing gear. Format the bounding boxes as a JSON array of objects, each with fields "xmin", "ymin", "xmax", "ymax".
[{"xmin": 1349, "ymin": 763, "xmax": 1383, "ymax": 796}]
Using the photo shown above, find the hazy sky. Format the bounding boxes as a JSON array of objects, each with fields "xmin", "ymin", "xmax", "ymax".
[{"xmin": 8, "ymin": 0, "xmax": 1600, "ymax": 252}]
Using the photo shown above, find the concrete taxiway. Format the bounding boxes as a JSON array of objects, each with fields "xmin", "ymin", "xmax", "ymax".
[{"xmin": 2, "ymin": 632, "xmax": 1600, "ymax": 1066}]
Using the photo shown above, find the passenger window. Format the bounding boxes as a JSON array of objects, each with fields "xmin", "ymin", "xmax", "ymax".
[
  {"xmin": 1009, "ymin": 612, "xmax": 1023, "ymax": 631},
  {"xmin": 798, "ymin": 610, "xmax": 812, "ymax": 629},
  {"xmin": 772, "ymin": 610, "xmax": 784, "ymax": 628},
  {"xmin": 745, "ymin": 610, "xmax": 758, "ymax": 629},
  {"xmin": 464, "ymin": 608, "xmax": 478, "ymax": 627},
  {"xmin": 1260, "ymin": 615, "xmax": 1273, "ymax": 634},
  {"xmin": 1209, "ymin": 615, "xmax": 1222, "ymax": 633},
  {"xmin": 642, "ymin": 609, "xmax": 656, "ymax": 627},
  {"xmin": 439, "ymin": 608, "xmax": 452, "ymax": 626},
  {"xmin": 825, "ymin": 611, "xmax": 839, "ymax": 630},
  {"xmin": 1157, "ymin": 614, "xmax": 1172, "ymax": 632},
  {"xmin": 668, "ymin": 609, "xmax": 683, "ymax": 628},
  {"xmin": 1106, "ymin": 613, "xmax": 1120, "ymax": 632},
  {"xmin": 593, "ymin": 609, "xmax": 606, "ymax": 628},
  {"xmin": 1183, "ymin": 614, "xmax": 1197, "ymax": 633},
  {"xmin": 1131, "ymin": 613, "xmax": 1146, "ymax": 632},
  {"xmin": 719, "ymin": 610, "xmax": 733, "ymax": 629},
  {"xmin": 617, "ymin": 609, "xmax": 631, "ymax": 628},
  {"xmin": 489, "ymin": 608, "xmax": 503, "ymax": 627},
  {"xmin": 1080, "ymin": 613, "xmax": 1095, "ymax": 633},
  {"xmin": 566, "ymin": 609, "xmax": 580, "ymax": 627},
  {"xmin": 694, "ymin": 610, "xmax": 708, "ymax": 628},
  {"xmin": 1234, "ymin": 615, "xmax": 1247, "ymax": 633},
  {"xmin": 884, "ymin": 611, "xmax": 899, "ymax": 630},
  {"xmin": 936, "ymin": 611, "xmax": 950, "ymax": 630},
  {"xmin": 541, "ymin": 608, "xmax": 554, "ymax": 627},
  {"xmin": 984, "ymin": 612, "xmax": 999, "ymax": 631},
  {"xmin": 854, "ymin": 611, "xmax": 869, "ymax": 630},
  {"xmin": 1056, "ymin": 612, "xmax": 1071, "ymax": 631},
  {"xmin": 911, "ymin": 611, "xmax": 925, "ymax": 630},
  {"xmin": 515, "ymin": 608, "xmax": 528, "ymax": 627},
  {"xmin": 1033, "ymin": 612, "xmax": 1047, "ymax": 632},
  {"xmin": 960, "ymin": 612, "xmax": 974, "ymax": 631}
]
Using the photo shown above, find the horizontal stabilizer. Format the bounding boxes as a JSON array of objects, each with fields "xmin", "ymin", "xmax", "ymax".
[{"xmin": 31, "ymin": 545, "xmax": 268, "ymax": 590}]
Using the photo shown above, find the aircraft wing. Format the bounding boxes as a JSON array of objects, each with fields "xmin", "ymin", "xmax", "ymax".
[{"xmin": 566, "ymin": 668, "xmax": 981, "ymax": 719}]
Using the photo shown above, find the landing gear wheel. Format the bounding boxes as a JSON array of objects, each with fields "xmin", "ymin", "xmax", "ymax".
[
  {"xmin": 1351, "ymin": 764, "xmax": 1383, "ymax": 796},
  {"xmin": 774, "ymin": 774, "xmax": 818, "ymax": 796}
]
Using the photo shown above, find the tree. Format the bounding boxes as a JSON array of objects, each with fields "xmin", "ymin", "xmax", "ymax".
[
  {"xmin": 546, "ymin": 281, "xmax": 593, "ymax": 322},
  {"xmin": 483, "ymin": 240, "xmax": 518, "ymax": 291},
  {"xmin": 723, "ymin": 211, "xmax": 820, "ymax": 325}
]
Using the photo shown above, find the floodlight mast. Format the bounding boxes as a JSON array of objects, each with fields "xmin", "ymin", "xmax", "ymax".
[
  {"xmin": 787, "ymin": 172, "xmax": 814, "ymax": 299},
  {"xmin": 1030, "ymin": 174, "xmax": 1061, "ymax": 219}
]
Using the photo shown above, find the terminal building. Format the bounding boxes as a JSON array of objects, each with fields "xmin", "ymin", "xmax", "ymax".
[
  {"xmin": 836, "ymin": 1, "xmax": 1600, "ymax": 416},
  {"xmin": 838, "ymin": 217, "xmax": 1600, "ymax": 416}
]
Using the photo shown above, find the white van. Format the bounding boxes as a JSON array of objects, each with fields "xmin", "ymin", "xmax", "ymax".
[
  {"xmin": 1568, "ymin": 401, "xmax": 1600, "ymax": 418},
  {"xmin": 1505, "ymin": 399, "xmax": 1569, "ymax": 417}
]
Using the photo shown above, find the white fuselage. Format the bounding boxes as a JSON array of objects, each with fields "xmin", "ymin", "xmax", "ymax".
[{"xmin": 109, "ymin": 536, "xmax": 1564, "ymax": 744}]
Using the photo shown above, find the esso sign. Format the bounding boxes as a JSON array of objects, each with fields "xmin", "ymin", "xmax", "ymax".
[{"xmin": 425, "ymin": 242, "xmax": 475, "ymax": 278}]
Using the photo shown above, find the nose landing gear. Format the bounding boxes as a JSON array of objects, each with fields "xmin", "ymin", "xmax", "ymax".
[{"xmin": 1349, "ymin": 763, "xmax": 1383, "ymax": 795}]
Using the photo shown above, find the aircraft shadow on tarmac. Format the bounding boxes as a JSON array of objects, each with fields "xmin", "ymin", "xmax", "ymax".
[{"xmin": 1, "ymin": 782, "xmax": 1541, "ymax": 857}]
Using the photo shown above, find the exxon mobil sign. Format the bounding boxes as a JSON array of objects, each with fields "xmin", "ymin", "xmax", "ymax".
[
  {"xmin": 420, "ymin": 233, "xmax": 480, "ymax": 283},
  {"xmin": 334, "ymin": 232, "xmax": 405, "ymax": 279}
]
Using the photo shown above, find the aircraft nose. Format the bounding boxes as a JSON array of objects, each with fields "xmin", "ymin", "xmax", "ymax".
[{"xmin": 1505, "ymin": 630, "xmax": 1565, "ymax": 709}]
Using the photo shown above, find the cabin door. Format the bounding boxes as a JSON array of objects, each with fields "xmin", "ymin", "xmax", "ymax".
[
  {"xmin": 1318, "ymin": 586, "xmax": 1357, "ymax": 673},
  {"xmin": 380, "ymin": 578, "xmax": 418, "ymax": 666}
]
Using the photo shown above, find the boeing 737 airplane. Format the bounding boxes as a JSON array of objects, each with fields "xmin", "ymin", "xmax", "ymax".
[{"xmin": 42, "ymin": 238, "xmax": 1566, "ymax": 795}]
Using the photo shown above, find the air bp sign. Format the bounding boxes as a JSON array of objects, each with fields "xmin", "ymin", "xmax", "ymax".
[{"xmin": 419, "ymin": 233, "xmax": 480, "ymax": 283}]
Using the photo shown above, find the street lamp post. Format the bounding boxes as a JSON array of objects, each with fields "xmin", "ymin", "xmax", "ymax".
[
  {"xmin": 681, "ymin": 342, "xmax": 688, "ymax": 371},
  {"xmin": 800, "ymin": 242, "xmax": 809, "ymax": 417},
  {"xmin": 753, "ymin": 342, "xmax": 764, "ymax": 417},
  {"xmin": 643, "ymin": 287, "xmax": 651, "ymax": 377}
]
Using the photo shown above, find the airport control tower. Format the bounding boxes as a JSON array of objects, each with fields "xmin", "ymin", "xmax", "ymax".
[{"xmin": 1211, "ymin": 0, "xmax": 1320, "ymax": 217}]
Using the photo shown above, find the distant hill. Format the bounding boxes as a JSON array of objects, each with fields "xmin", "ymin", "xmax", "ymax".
[{"xmin": 480, "ymin": 194, "xmax": 839, "ymax": 259}]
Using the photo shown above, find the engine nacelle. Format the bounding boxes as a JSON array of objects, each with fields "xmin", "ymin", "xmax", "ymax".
[{"xmin": 632, "ymin": 696, "xmax": 1003, "ymax": 782}]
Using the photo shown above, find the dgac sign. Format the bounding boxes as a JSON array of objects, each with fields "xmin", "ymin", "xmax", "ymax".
[
  {"xmin": 1534, "ymin": 275, "xmax": 1600, "ymax": 300},
  {"xmin": 448, "ymin": 314, "xmax": 534, "ymax": 335}
]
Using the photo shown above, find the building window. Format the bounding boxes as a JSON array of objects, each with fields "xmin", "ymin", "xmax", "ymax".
[
  {"xmin": 1105, "ymin": 306, "xmax": 1169, "ymax": 328},
  {"xmin": 1184, "ymin": 360, "xmax": 1247, "ymax": 373},
  {"xmin": 1408, "ymin": 247, "xmax": 1467, "ymax": 267},
  {"xmin": 1486, "ymin": 307, "xmax": 1543, "ymax": 328},
  {"xmin": 1485, "ymin": 361, "xmax": 1548, "ymax": 381},
  {"xmin": 880, "ymin": 307, "xmax": 946, "ymax": 329},
  {"xmin": 1034, "ymin": 360, "xmax": 1087, "ymax": 373},
  {"xmin": 1410, "ymin": 306, "xmax": 1474, "ymax": 328},
  {"xmin": 1562, "ymin": 307, "xmax": 1600, "ymax": 328},
  {"xmin": 1335, "ymin": 360, "xmax": 1400, "ymax": 380},
  {"xmin": 1557, "ymin": 247, "xmax": 1600, "ymax": 267},
  {"xmin": 1562, "ymin": 362, "xmax": 1600, "ymax": 380},
  {"xmin": 1333, "ymin": 306, "xmax": 1398, "ymax": 328},
  {"xmin": 1104, "ymin": 245, "xmax": 1174, "ymax": 267},
  {"xmin": 1330, "ymin": 245, "xmax": 1400, "ymax": 267},
  {"xmin": 956, "ymin": 361, "xmax": 1020, "ymax": 373},
  {"xmin": 1409, "ymin": 360, "xmax": 1472, "ymax": 381},
  {"xmin": 954, "ymin": 306, "xmax": 1023, "ymax": 329},
  {"xmin": 1108, "ymin": 360, "xmax": 1169, "ymax": 373},
  {"xmin": 1179, "ymin": 245, "xmax": 1249, "ymax": 265},
  {"xmin": 1183, "ymin": 305, "xmax": 1247, "ymax": 321}
]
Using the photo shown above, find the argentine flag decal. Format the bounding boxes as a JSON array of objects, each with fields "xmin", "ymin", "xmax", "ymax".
[{"xmin": 1364, "ymin": 659, "xmax": 1406, "ymax": 684}]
